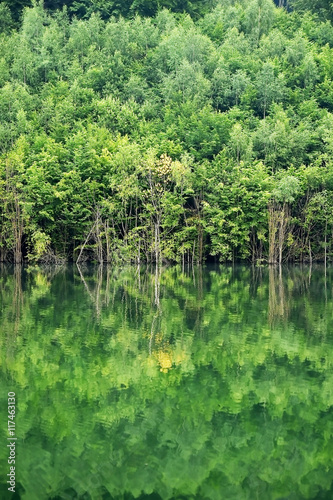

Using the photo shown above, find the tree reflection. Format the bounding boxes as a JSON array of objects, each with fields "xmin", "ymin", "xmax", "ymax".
[{"xmin": 1, "ymin": 265, "xmax": 332, "ymax": 499}]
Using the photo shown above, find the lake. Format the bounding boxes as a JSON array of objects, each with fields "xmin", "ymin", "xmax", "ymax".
[{"xmin": 0, "ymin": 264, "xmax": 333, "ymax": 499}]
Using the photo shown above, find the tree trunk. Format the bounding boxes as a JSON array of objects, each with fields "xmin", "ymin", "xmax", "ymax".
[
  {"xmin": 278, "ymin": 204, "xmax": 288, "ymax": 265},
  {"xmin": 308, "ymin": 239, "xmax": 312, "ymax": 266},
  {"xmin": 269, "ymin": 202, "xmax": 289, "ymax": 265},
  {"xmin": 268, "ymin": 204, "xmax": 278, "ymax": 264},
  {"xmin": 324, "ymin": 219, "xmax": 327, "ymax": 270},
  {"xmin": 13, "ymin": 197, "xmax": 23, "ymax": 264},
  {"xmin": 104, "ymin": 220, "xmax": 111, "ymax": 263},
  {"xmin": 155, "ymin": 221, "xmax": 160, "ymax": 265}
]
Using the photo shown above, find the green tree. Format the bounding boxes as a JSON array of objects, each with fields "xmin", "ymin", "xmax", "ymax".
[
  {"xmin": 256, "ymin": 62, "xmax": 285, "ymax": 118},
  {"xmin": 268, "ymin": 175, "xmax": 301, "ymax": 264}
]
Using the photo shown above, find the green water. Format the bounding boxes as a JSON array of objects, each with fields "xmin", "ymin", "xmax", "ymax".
[{"xmin": 0, "ymin": 265, "xmax": 333, "ymax": 500}]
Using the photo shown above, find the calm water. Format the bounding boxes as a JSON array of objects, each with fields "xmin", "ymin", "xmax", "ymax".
[{"xmin": 0, "ymin": 265, "xmax": 333, "ymax": 500}]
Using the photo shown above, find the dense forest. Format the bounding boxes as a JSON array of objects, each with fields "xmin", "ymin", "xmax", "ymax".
[{"xmin": 1, "ymin": 0, "xmax": 333, "ymax": 264}]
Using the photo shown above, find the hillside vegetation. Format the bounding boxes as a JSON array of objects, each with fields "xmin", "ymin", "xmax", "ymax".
[{"xmin": 1, "ymin": 0, "xmax": 333, "ymax": 264}]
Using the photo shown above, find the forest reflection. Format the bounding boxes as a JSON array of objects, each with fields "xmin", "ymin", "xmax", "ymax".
[{"xmin": 0, "ymin": 264, "xmax": 332, "ymax": 499}]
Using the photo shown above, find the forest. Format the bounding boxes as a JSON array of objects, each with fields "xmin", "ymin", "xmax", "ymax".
[{"xmin": 1, "ymin": 0, "xmax": 333, "ymax": 264}]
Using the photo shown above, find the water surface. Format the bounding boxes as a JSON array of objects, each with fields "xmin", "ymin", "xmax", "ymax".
[{"xmin": 0, "ymin": 265, "xmax": 333, "ymax": 499}]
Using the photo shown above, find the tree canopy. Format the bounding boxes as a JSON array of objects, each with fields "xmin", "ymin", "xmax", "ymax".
[{"xmin": 1, "ymin": 1, "xmax": 333, "ymax": 264}]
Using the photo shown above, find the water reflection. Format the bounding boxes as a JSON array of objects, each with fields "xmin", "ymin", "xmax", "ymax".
[{"xmin": 0, "ymin": 265, "xmax": 333, "ymax": 499}]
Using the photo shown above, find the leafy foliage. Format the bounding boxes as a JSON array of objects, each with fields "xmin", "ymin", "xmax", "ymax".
[{"xmin": 1, "ymin": 1, "xmax": 333, "ymax": 263}]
